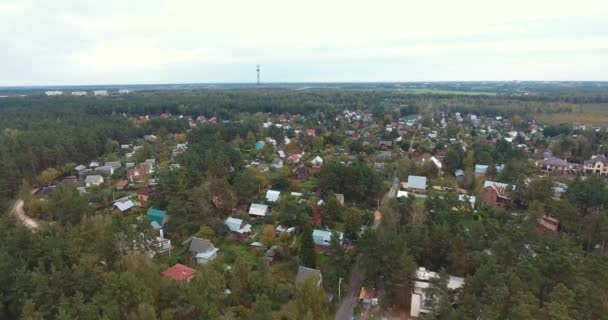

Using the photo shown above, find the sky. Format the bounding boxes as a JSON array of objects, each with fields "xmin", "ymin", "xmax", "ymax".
[{"xmin": 1, "ymin": 0, "xmax": 608, "ymax": 86}]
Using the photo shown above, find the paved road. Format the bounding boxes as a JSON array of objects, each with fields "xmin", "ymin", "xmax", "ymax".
[
  {"xmin": 335, "ymin": 270, "xmax": 363, "ymax": 320},
  {"xmin": 9, "ymin": 200, "xmax": 39, "ymax": 230},
  {"xmin": 336, "ymin": 178, "xmax": 399, "ymax": 319}
]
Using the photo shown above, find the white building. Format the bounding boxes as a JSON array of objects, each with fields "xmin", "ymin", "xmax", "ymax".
[
  {"xmin": 45, "ymin": 91, "xmax": 63, "ymax": 96},
  {"xmin": 410, "ymin": 267, "xmax": 465, "ymax": 318},
  {"xmin": 71, "ymin": 91, "xmax": 87, "ymax": 96},
  {"xmin": 93, "ymin": 90, "xmax": 108, "ymax": 96}
]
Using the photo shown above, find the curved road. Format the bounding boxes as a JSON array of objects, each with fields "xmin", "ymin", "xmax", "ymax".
[{"xmin": 9, "ymin": 200, "xmax": 39, "ymax": 230}]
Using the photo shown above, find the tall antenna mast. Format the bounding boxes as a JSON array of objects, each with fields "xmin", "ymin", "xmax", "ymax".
[{"xmin": 256, "ymin": 65, "xmax": 260, "ymax": 86}]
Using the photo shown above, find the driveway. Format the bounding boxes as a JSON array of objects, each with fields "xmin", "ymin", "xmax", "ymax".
[{"xmin": 335, "ymin": 270, "xmax": 363, "ymax": 320}]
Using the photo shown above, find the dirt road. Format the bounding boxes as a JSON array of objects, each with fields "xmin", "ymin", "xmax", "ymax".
[
  {"xmin": 335, "ymin": 270, "xmax": 363, "ymax": 320},
  {"xmin": 9, "ymin": 200, "xmax": 39, "ymax": 230}
]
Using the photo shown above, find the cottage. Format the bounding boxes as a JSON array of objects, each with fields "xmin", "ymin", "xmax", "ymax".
[
  {"xmin": 293, "ymin": 166, "xmax": 310, "ymax": 179},
  {"xmin": 95, "ymin": 166, "xmax": 114, "ymax": 177},
  {"xmin": 225, "ymin": 217, "xmax": 252, "ymax": 234},
  {"xmin": 74, "ymin": 164, "xmax": 87, "ymax": 173},
  {"xmin": 249, "ymin": 203, "xmax": 269, "ymax": 217},
  {"xmin": 312, "ymin": 229, "xmax": 343, "ymax": 247},
  {"xmin": 305, "ymin": 128, "xmax": 316, "ymax": 137},
  {"xmin": 146, "ymin": 208, "xmax": 167, "ymax": 226},
  {"xmin": 407, "ymin": 175, "xmax": 427, "ymax": 193},
  {"xmin": 137, "ymin": 187, "xmax": 152, "ymax": 202},
  {"xmin": 162, "ymin": 264, "xmax": 197, "ymax": 282},
  {"xmin": 311, "ymin": 156, "xmax": 324, "ymax": 166},
  {"xmin": 540, "ymin": 156, "xmax": 572, "ymax": 175},
  {"xmin": 378, "ymin": 140, "xmax": 393, "ymax": 150},
  {"xmin": 272, "ymin": 158, "xmax": 284, "ymax": 169},
  {"xmin": 85, "ymin": 175, "xmax": 104, "ymax": 187},
  {"xmin": 105, "ymin": 161, "xmax": 121, "ymax": 170},
  {"xmin": 189, "ymin": 237, "xmax": 219, "ymax": 264},
  {"xmin": 296, "ymin": 266, "xmax": 323, "ymax": 287},
  {"xmin": 114, "ymin": 200, "xmax": 135, "ymax": 213},
  {"xmin": 482, "ymin": 181, "xmax": 513, "ymax": 209},
  {"xmin": 266, "ymin": 190, "xmax": 281, "ymax": 203},
  {"xmin": 287, "ymin": 153, "xmax": 303, "ymax": 164},
  {"xmin": 583, "ymin": 155, "xmax": 608, "ymax": 175},
  {"xmin": 537, "ymin": 215, "xmax": 559, "ymax": 235},
  {"xmin": 410, "ymin": 267, "xmax": 464, "ymax": 319}
]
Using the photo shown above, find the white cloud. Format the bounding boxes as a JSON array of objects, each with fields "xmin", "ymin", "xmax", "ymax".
[{"xmin": 1, "ymin": 0, "xmax": 607, "ymax": 84}]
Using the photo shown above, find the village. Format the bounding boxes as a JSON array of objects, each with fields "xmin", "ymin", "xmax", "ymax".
[{"xmin": 14, "ymin": 102, "xmax": 608, "ymax": 319}]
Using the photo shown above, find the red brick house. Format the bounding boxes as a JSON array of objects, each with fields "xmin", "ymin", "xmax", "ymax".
[{"xmin": 482, "ymin": 181, "xmax": 513, "ymax": 209}]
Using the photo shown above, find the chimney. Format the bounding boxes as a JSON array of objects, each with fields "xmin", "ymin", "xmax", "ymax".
[{"xmin": 159, "ymin": 229, "xmax": 164, "ymax": 239}]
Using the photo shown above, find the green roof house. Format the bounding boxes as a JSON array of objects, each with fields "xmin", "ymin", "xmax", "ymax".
[{"xmin": 146, "ymin": 208, "xmax": 167, "ymax": 226}]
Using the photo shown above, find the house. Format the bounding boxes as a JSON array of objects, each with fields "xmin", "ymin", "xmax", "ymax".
[
  {"xmin": 272, "ymin": 158, "xmax": 284, "ymax": 169},
  {"xmin": 429, "ymin": 156, "xmax": 442, "ymax": 170},
  {"xmin": 128, "ymin": 167, "xmax": 146, "ymax": 183},
  {"xmin": 74, "ymin": 164, "xmax": 87, "ymax": 173},
  {"xmin": 85, "ymin": 175, "xmax": 104, "ymax": 187},
  {"xmin": 536, "ymin": 215, "xmax": 559, "ymax": 235},
  {"xmin": 249, "ymin": 203, "xmax": 269, "ymax": 217},
  {"xmin": 89, "ymin": 161, "xmax": 100, "ymax": 168},
  {"xmin": 410, "ymin": 267, "xmax": 465, "ymax": 319},
  {"xmin": 482, "ymin": 181, "xmax": 513, "ymax": 209},
  {"xmin": 475, "ymin": 165, "xmax": 488, "ymax": 177},
  {"xmin": 583, "ymin": 155, "xmax": 608, "ymax": 175},
  {"xmin": 45, "ymin": 90, "xmax": 63, "ymax": 96},
  {"xmin": 407, "ymin": 175, "xmax": 428, "ymax": 193},
  {"xmin": 95, "ymin": 166, "xmax": 114, "ymax": 177},
  {"xmin": 305, "ymin": 128, "xmax": 316, "ymax": 137},
  {"xmin": 93, "ymin": 90, "xmax": 108, "ymax": 96},
  {"xmin": 540, "ymin": 156, "xmax": 572, "ymax": 175},
  {"xmin": 161, "ymin": 264, "xmax": 197, "ymax": 282},
  {"xmin": 378, "ymin": 140, "xmax": 393, "ymax": 150},
  {"xmin": 225, "ymin": 217, "xmax": 252, "ymax": 234},
  {"xmin": 189, "ymin": 237, "xmax": 219, "ymax": 264},
  {"xmin": 146, "ymin": 208, "xmax": 167, "ymax": 226},
  {"xmin": 296, "ymin": 266, "xmax": 323, "ymax": 287},
  {"xmin": 114, "ymin": 200, "xmax": 135, "ymax": 213},
  {"xmin": 255, "ymin": 141, "xmax": 266, "ymax": 150},
  {"xmin": 115, "ymin": 179, "xmax": 129, "ymax": 190},
  {"xmin": 137, "ymin": 187, "xmax": 152, "ymax": 202},
  {"xmin": 278, "ymin": 150, "xmax": 286, "ymax": 158},
  {"xmin": 311, "ymin": 156, "xmax": 324, "ymax": 166},
  {"xmin": 266, "ymin": 190, "xmax": 280, "ymax": 203},
  {"xmin": 105, "ymin": 161, "xmax": 121, "ymax": 170},
  {"xmin": 287, "ymin": 153, "xmax": 303, "ymax": 164},
  {"xmin": 152, "ymin": 236, "xmax": 172, "ymax": 253},
  {"xmin": 312, "ymin": 229, "xmax": 343, "ymax": 247},
  {"xmin": 293, "ymin": 166, "xmax": 310, "ymax": 179},
  {"xmin": 397, "ymin": 190, "xmax": 409, "ymax": 198}
]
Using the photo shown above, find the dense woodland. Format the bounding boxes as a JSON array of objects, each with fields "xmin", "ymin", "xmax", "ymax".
[{"xmin": 1, "ymin": 88, "xmax": 608, "ymax": 319}]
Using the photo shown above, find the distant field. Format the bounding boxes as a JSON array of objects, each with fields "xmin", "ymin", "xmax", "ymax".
[
  {"xmin": 537, "ymin": 103, "xmax": 608, "ymax": 124},
  {"xmin": 399, "ymin": 88, "xmax": 497, "ymax": 96}
]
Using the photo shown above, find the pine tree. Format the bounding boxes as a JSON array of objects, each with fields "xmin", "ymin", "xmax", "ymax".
[{"xmin": 300, "ymin": 224, "xmax": 316, "ymax": 268}]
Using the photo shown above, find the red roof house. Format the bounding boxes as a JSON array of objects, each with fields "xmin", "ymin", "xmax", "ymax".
[{"xmin": 162, "ymin": 264, "xmax": 197, "ymax": 282}]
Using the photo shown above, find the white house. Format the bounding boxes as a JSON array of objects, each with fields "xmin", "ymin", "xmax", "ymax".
[
  {"xmin": 265, "ymin": 190, "xmax": 281, "ymax": 203},
  {"xmin": 312, "ymin": 229, "xmax": 343, "ymax": 247},
  {"xmin": 45, "ymin": 91, "xmax": 63, "ymax": 96},
  {"xmin": 311, "ymin": 156, "xmax": 324, "ymax": 166},
  {"xmin": 249, "ymin": 203, "xmax": 269, "ymax": 217},
  {"xmin": 410, "ymin": 267, "xmax": 465, "ymax": 318},
  {"xmin": 225, "ymin": 217, "xmax": 252, "ymax": 234},
  {"xmin": 85, "ymin": 175, "xmax": 104, "ymax": 187},
  {"xmin": 189, "ymin": 237, "xmax": 219, "ymax": 264},
  {"xmin": 114, "ymin": 200, "xmax": 135, "ymax": 212},
  {"xmin": 93, "ymin": 90, "xmax": 108, "ymax": 96}
]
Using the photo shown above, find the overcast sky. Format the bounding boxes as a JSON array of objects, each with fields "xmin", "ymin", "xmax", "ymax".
[{"xmin": 2, "ymin": 0, "xmax": 608, "ymax": 86}]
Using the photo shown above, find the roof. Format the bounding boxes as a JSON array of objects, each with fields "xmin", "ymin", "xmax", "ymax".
[
  {"xmin": 161, "ymin": 264, "xmax": 197, "ymax": 281},
  {"xmin": 541, "ymin": 156, "xmax": 569, "ymax": 167},
  {"xmin": 146, "ymin": 208, "xmax": 166, "ymax": 225},
  {"xmin": 114, "ymin": 200, "xmax": 134, "ymax": 212},
  {"xmin": 458, "ymin": 195, "xmax": 476, "ymax": 208},
  {"xmin": 454, "ymin": 169, "xmax": 465, "ymax": 177},
  {"xmin": 266, "ymin": 190, "xmax": 280, "ymax": 202},
  {"xmin": 296, "ymin": 266, "xmax": 322, "ymax": 285},
  {"xmin": 475, "ymin": 164, "xmax": 488, "ymax": 174},
  {"xmin": 74, "ymin": 165, "xmax": 87, "ymax": 171},
  {"xmin": 312, "ymin": 229, "xmax": 342, "ymax": 246},
  {"xmin": 249, "ymin": 203, "xmax": 269, "ymax": 216},
  {"xmin": 483, "ymin": 181, "xmax": 513, "ymax": 198},
  {"xmin": 397, "ymin": 190, "xmax": 409, "ymax": 198},
  {"xmin": 85, "ymin": 175, "xmax": 103, "ymax": 184},
  {"xmin": 429, "ymin": 156, "xmax": 442, "ymax": 169},
  {"xmin": 407, "ymin": 175, "xmax": 427, "ymax": 190},
  {"xmin": 189, "ymin": 237, "xmax": 215, "ymax": 254},
  {"xmin": 584, "ymin": 154, "xmax": 608, "ymax": 165},
  {"xmin": 137, "ymin": 187, "xmax": 151, "ymax": 196},
  {"xmin": 225, "ymin": 217, "xmax": 252, "ymax": 233}
]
